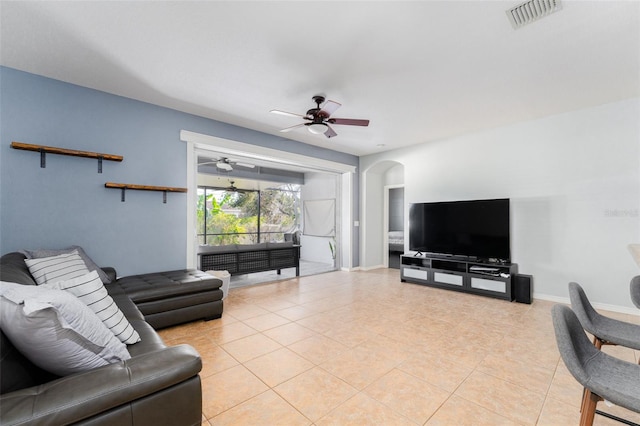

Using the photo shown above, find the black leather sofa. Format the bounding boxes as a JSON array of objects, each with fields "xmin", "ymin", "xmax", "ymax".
[{"xmin": 0, "ymin": 252, "xmax": 215, "ymax": 426}]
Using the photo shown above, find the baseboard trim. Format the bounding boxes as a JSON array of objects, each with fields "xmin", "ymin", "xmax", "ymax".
[
  {"xmin": 533, "ymin": 293, "xmax": 640, "ymax": 316},
  {"xmin": 359, "ymin": 264, "xmax": 385, "ymax": 271}
]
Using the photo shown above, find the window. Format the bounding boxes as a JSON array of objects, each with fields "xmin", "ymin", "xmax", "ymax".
[{"xmin": 197, "ymin": 184, "xmax": 300, "ymax": 245}]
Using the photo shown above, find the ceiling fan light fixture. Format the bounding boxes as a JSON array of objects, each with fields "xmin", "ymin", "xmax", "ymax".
[
  {"xmin": 308, "ymin": 123, "xmax": 327, "ymax": 135},
  {"xmin": 216, "ymin": 161, "xmax": 233, "ymax": 171}
]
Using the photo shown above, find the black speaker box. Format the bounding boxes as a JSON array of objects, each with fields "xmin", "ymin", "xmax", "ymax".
[{"xmin": 513, "ymin": 274, "xmax": 532, "ymax": 304}]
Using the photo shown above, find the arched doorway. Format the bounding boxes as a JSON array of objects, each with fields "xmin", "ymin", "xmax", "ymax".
[{"xmin": 361, "ymin": 160, "xmax": 405, "ymax": 270}]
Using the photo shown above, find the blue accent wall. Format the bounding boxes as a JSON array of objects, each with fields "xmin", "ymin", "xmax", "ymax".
[{"xmin": 0, "ymin": 67, "xmax": 359, "ymax": 275}]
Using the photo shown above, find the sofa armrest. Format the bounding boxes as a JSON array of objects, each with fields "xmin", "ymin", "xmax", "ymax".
[
  {"xmin": 0, "ymin": 344, "xmax": 201, "ymax": 425},
  {"xmin": 101, "ymin": 266, "xmax": 117, "ymax": 282}
]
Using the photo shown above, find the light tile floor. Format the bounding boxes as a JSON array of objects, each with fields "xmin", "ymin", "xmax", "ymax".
[{"xmin": 158, "ymin": 268, "xmax": 640, "ymax": 425}]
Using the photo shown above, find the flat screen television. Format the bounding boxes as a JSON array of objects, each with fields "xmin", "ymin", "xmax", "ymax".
[{"xmin": 409, "ymin": 198, "xmax": 510, "ymax": 261}]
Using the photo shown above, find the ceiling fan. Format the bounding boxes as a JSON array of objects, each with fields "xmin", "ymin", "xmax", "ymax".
[
  {"xmin": 198, "ymin": 157, "xmax": 255, "ymax": 172},
  {"xmin": 270, "ymin": 95, "xmax": 370, "ymax": 138}
]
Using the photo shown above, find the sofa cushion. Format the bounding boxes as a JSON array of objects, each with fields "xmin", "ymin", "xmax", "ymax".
[
  {"xmin": 0, "ymin": 329, "xmax": 57, "ymax": 393},
  {"xmin": 24, "ymin": 250, "xmax": 90, "ymax": 285},
  {"xmin": 117, "ymin": 269, "xmax": 222, "ymax": 304},
  {"xmin": 101, "ymin": 284, "xmax": 167, "ymax": 356},
  {"xmin": 43, "ymin": 271, "xmax": 141, "ymax": 345},
  {"xmin": 106, "ymin": 282, "xmax": 145, "ymax": 321},
  {"xmin": 126, "ymin": 319, "xmax": 168, "ymax": 357},
  {"xmin": 21, "ymin": 245, "xmax": 112, "ymax": 284},
  {"xmin": 102, "ymin": 266, "xmax": 117, "ymax": 283},
  {"xmin": 0, "ymin": 281, "xmax": 130, "ymax": 376},
  {"xmin": 0, "ymin": 252, "xmax": 36, "ymax": 286}
]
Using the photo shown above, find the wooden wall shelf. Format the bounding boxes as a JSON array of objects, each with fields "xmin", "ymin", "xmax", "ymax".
[
  {"xmin": 105, "ymin": 182, "xmax": 187, "ymax": 203},
  {"xmin": 11, "ymin": 141, "xmax": 123, "ymax": 173}
]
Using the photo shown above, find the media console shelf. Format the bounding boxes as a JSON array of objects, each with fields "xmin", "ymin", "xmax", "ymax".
[{"xmin": 400, "ymin": 254, "xmax": 517, "ymax": 301}]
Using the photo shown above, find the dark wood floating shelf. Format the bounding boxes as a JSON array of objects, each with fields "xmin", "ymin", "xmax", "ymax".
[
  {"xmin": 104, "ymin": 182, "xmax": 188, "ymax": 192},
  {"xmin": 105, "ymin": 182, "xmax": 187, "ymax": 203},
  {"xmin": 11, "ymin": 141, "xmax": 123, "ymax": 173}
]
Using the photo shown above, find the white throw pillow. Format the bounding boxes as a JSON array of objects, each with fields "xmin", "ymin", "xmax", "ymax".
[
  {"xmin": 24, "ymin": 250, "xmax": 90, "ymax": 285},
  {"xmin": 21, "ymin": 245, "xmax": 112, "ymax": 284},
  {"xmin": 0, "ymin": 281, "xmax": 130, "ymax": 376},
  {"xmin": 43, "ymin": 271, "xmax": 141, "ymax": 345}
]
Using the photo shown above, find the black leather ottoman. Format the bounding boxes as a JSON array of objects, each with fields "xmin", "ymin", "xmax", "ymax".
[{"xmin": 116, "ymin": 269, "xmax": 223, "ymax": 330}]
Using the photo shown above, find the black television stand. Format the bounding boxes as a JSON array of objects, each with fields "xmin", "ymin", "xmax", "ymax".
[{"xmin": 400, "ymin": 253, "xmax": 517, "ymax": 301}]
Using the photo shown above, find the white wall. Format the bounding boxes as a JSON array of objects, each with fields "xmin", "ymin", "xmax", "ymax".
[
  {"xmin": 341, "ymin": 172, "xmax": 353, "ymax": 269},
  {"xmin": 301, "ymin": 172, "xmax": 338, "ymax": 264},
  {"xmin": 360, "ymin": 98, "xmax": 640, "ymax": 309},
  {"xmin": 384, "ymin": 164, "xmax": 405, "ymax": 186}
]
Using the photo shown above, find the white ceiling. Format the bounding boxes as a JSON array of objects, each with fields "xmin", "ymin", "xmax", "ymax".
[{"xmin": 1, "ymin": 1, "xmax": 639, "ymax": 156}]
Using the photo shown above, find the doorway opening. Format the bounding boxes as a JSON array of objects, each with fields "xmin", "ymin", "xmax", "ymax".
[
  {"xmin": 385, "ymin": 186, "xmax": 405, "ymax": 269},
  {"xmin": 181, "ymin": 130, "xmax": 356, "ymax": 287},
  {"xmin": 361, "ymin": 160, "xmax": 405, "ymax": 270}
]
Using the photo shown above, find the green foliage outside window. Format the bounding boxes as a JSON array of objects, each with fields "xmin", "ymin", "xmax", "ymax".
[
  {"xmin": 197, "ymin": 184, "xmax": 300, "ymax": 245},
  {"xmin": 259, "ymin": 185, "xmax": 299, "ymax": 241}
]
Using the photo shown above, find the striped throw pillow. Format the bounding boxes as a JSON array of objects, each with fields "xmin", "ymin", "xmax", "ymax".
[
  {"xmin": 25, "ymin": 250, "xmax": 90, "ymax": 285},
  {"xmin": 43, "ymin": 271, "xmax": 141, "ymax": 345}
]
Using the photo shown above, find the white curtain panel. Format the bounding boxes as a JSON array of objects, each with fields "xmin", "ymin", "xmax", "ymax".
[{"xmin": 303, "ymin": 199, "xmax": 335, "ymax": 237}]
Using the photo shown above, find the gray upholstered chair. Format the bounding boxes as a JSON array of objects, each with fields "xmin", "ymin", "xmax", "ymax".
[
  {"xmin": 631, "ymin": 276, "xmax": 640, "ymax": 309},
  {"xmin": 552, "ymin": 304, "xmax": 640, "ymax": 426},
  {"xmin": 568, "ymin": 282, "xmax": 640, "ymax": 351}
]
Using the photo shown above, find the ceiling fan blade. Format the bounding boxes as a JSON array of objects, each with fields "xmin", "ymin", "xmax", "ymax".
[
  {"xmin": 225, "ymin": 158, "xmax": 255, "ymax": 169},
  {"xmin": 270, "ymin": 109, "xmax": 310, "ymax": 119},
  {"xmin": 319, "ymin": 100, "xmax": 341, "ymax": 117},
  {"xmin": 198, "ymin": 161, "xmax": 217, "ymax": 166},
  {"xmin": 279, "ymin": 123, "xmax": 306, "ymax": 133},
  {"xmin": 324, "ymin": 125, "xmax": 338, "ymax": 139},
  {"xmin": 235, "ymin": 162, "xmax": 255, "ymax": 169},
  {"xmin": 328, "ymin": 118, "xmax": 370, "ymax": 127}
]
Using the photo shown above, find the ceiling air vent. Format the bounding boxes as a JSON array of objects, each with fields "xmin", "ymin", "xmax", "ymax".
[{"xmin": 506, "ymin": 0, "xmax": 562, "ymax": 29}]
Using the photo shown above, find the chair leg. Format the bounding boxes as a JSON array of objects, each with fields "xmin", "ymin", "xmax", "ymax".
[
  {"xmin": 580, "ymin": 389, "xmax": 602, "ymax": 426},
  {"xmin": 593, "ymin": 336, "xmax": 603, "ymax": 349}
]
